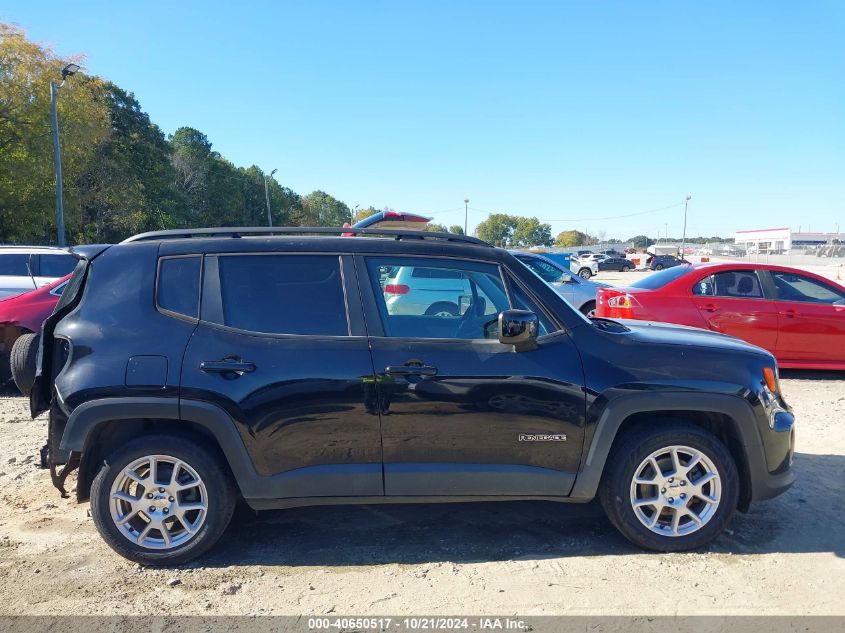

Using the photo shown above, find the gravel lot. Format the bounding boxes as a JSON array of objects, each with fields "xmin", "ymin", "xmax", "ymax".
[
  {"xmin": 1, "ymin": 262, "xmax": 843, "ymax": 617},
  {"xmin": 1, "ymin": 371, "xmax": 843, "ymax": 616}
]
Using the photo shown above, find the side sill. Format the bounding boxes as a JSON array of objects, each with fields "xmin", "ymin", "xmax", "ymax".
[{"xmin": 245, "ymin": 495, "xmax": 584, "ymax": 511}]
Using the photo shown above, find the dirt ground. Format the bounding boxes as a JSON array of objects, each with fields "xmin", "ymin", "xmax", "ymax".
[{"xmin": 1, "ymin": 369, "xmax": 843, "ymax": 617}]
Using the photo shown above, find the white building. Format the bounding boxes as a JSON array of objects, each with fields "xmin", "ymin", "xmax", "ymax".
[{"xmin": 734, "ymin": 227, "xmax": 844, "ymax": 254}]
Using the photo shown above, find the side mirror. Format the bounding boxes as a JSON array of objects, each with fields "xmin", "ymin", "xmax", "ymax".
[{"xmin": 498, "ymin": 309, "xmax": 539, "ymax": 351}]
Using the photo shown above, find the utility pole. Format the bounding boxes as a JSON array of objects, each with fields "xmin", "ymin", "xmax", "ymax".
[
  {"xmin": 50, "ymin": 63, "xmax": 80, "ymax": 247},
  {"xmin": 464, "ymin": 198, "xmax": 469, "ymax": 235},
  {"xmin": 264, "ymin": 168, "xmax": 277, "ymax": 227},
  {"xmin": 681, "ymin": 195, "xmax": 691, "ymax": 259}
]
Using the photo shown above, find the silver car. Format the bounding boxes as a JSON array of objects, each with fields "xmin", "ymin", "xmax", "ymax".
[{"xmin": 510, "ymin": 251, "xmax": 611, "ymax": 317}]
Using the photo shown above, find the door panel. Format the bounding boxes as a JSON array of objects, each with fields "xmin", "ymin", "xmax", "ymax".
[
  {"xmin": 360, "ymin": 254, "xmax": 586, "ymax": 498},
  {"xmin": 181, "ymin": 327, "xmax": 383, "ymax": 494},
  {"xmin": 180, "ymin": 253, "xmax": 383, "ymax": 499},
  {"xmin": 691, "ymin": 270, "xmax": 779, "ymax": 351},
  {"xmin": 769, "ymin": 271, "xmax": 845, "ymax": 363},
  {"xmin": 370, "ymin": 336, "xmax": 586, "ymax": 496}
]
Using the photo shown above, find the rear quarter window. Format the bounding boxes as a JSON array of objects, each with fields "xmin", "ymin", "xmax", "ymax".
[{"xmin": 157, "ymin": 256, "xmax": 202, "ymax": 319}]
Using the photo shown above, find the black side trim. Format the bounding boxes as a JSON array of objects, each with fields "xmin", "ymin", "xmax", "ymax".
[
  {"xmin": 246, "ymin": 494, "xmax": 584, "ymax": 511},
  {"xmin": 384, "ymin": 463, "xmax": 575, "ymax": 497},
  {"xmin": 570, "ymin": 392, "xmax": 774, "ymax": 502}
]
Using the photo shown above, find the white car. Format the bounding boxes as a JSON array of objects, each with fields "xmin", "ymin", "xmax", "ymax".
[
  {"xmin": 380, "ymin": 265, "xmax": 499, "ymax": 317},
  {"xmin": 0, "ymin": 246, "xmax": 78, "ymax": 299}
]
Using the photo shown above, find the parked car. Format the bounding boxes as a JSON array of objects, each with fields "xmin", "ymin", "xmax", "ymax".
[
  {"xmin": 510, "ymin": 251, "xmax": 610, "ymax": 316},
  {"xmin": 0, "ymin": 246, "xmax": 77, "ymax": 299},
  {"xmin": 647, "ymin": 254, "xmax": 688, "ymax": 270},
  {"xmin": 33, "ymin": 226, "xmax": 794, "ymax": 564},
  {"xmin": 596, "ymin": 262, "xmax": 845, "ymax": 370},
  {"xmin": 350, "ymin": 210, "xmax": 431, "ymax": 230},
  {"xmin": 380, "ymin": 264, "xmax": 498, "ymax": 317},
  {"xmin": 0, "ymin": 274, "xmax": 69, "ymax": 388},
  {"xmin": 598, "ymin": 256, "xmax": 634, "ymax": 272}
]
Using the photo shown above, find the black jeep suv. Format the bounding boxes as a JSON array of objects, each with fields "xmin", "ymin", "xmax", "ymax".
[{"xmin": 31, "ymin": 227, "xmax": 795, "ymax": 565}]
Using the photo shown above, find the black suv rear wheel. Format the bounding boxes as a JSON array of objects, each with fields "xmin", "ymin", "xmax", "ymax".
[
  {"xmin": 90, "ymin": 434, "xmax": 236, "ymax": 565},
  {"xmin": 599, "ymin": 422, "xmax": 738, "ymax": 551}
]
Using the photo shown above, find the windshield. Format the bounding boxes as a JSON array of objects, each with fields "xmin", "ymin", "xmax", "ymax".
[
  {"xmin": 630, "ymin": 264, "xmax": 692, "ymax": 289},
  {"xmin": 515, "ymin": 256, "xmax": 566, "ymax": 284}
]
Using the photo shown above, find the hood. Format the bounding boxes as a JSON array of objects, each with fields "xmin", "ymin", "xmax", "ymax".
[{"xmin": 615, "ymin": 318, "xmax": 773, "ymax": 358}]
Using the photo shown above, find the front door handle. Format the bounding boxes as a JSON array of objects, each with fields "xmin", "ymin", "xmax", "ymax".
[
  {"xmin": 385, "ymin": 364, "xmax": 437, "ymax": 377},
  {"xmin": 780, "ymin": 309, "xmax": 797, "ymax": 318},
  {"xmin": 200, "ymin": 358, "xmax": 256, "ymax": 374},
  {"xmin": 701, "ymin": 303, "xmax": 719, "ymax": 312}
]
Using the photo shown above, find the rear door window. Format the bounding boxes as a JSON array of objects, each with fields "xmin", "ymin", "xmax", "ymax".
[
  {"xmin": 713, "ymin": 271, "xmax": 764, "ymax": 298},
  {"xmin": 215, "ymin": 255, "xmax": 348, "ymax": 336}
]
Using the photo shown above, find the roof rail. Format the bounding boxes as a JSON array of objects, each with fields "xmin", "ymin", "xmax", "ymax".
[{"xmin": 121, "ymin": 226, "xmax": 491, "ymax": 247}]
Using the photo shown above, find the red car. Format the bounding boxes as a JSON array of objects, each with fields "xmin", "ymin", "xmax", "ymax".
[
  {"xmin": 596, "ymin": 263, "xmax": 845, "ymax": 370},
  {"xmin": 0, "ymin": 274, "xmax": 69, "ymax": 387}
]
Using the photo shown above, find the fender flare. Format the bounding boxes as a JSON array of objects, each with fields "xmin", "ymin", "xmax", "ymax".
[
  {"xmin": 569, "ymin": 391, "xmax": 765, "ymax": 500},
  {"xmin": 60, "ymin": 397, "xmax": 262, "ymax": 496}
]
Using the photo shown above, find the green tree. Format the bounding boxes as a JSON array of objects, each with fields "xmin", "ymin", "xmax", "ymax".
[
  {"xmin": 0, "ymin": 23, "xmax": 109, "ymax": 243},
  {"xmin": 448, "ymin": 225, "xmax": 464, "ymax": 235},
  {"xmin": 554, "ymin": 230, "xmax": 592, "ymax": 247},
  {"xmin": 513, "ymin": 217, "xmax": 552, "ymax": 247},
  {"xmin": 77, "ymin": 83, "xmax": 183, "ymax": 241},
  {"xmin": 425, "ymin": 222, "xmax": 448, "ymax": 232},
  {"xmin": 627, "ymin": 235, "xmax": 655, "ymax": 249},
  {"xmin": 475, "ymin": 213, "xmax": 516, "ymax": 247},
  {"xmin": 299, "ymin": 190, "xmax": 351, "ymax": 226}
]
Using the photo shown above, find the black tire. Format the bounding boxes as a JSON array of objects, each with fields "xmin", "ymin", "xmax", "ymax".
[
  {"xmin": 622, "ymin": 264, "xmax": 632, "ymax": 272},
  {"xmin": 579, "ymin": 301, "xmax": 596, "ymax": 318},
  {"xmin": 90, "ymin": 434, "xmax": 237, "ymax": 565},
  {"xmin": 10, "ymin": 332, "xmax": 39, "ymax": 395},
  {"xmin": 424, "ymin": 302, "xmax": 459, "ymax": 317},
  {"xmin": 654, "ymin": 263, "xmax": 664, "ymax": 271},
  {"xmin": 578, "ymin": 267, "xmax": 592, "ymax": 280},
  {"xmin": 598, "ymin": 422, "xmax": 739, "ymax": 552}
]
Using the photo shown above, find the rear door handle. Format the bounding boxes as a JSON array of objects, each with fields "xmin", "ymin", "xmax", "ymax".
[
  {"xmin": 702, "ymin": 304, "xmax": 719, "ymax": 312},
  {"xmin": 780, "ymin": 309, "xmax": 797, "ymax": 318},
  {"xmin": 385, "ymin": 365, "xmax": 438, "ymax": 377},
  {"xmin": 200, "ymin": 359, "xmax": 256, "ymax": 374}
]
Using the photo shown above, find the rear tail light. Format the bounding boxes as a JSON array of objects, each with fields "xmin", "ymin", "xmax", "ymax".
[
  {"xmin": 384, "ymin": 284, "xmax": 410, "ymax": 295},
  {"xmin": 606, "ymin": 294, "xmax": 640, "ymax": 309}
]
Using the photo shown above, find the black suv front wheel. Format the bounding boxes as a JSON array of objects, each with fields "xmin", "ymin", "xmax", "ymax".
[
  {"xmin": 90, "ymin": 434, "xmax": 236, "ymax": 565},
  {"xmin": 599, "ymin": 422, "xmax": 739, "ymax": 551}
]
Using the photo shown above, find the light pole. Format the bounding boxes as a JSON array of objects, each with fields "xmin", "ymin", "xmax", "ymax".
[
  {"xmin": 50, "ymin": 63, "xmax": 80, "ymax": 247},
  {"xmin": 464, "ymin": 198, "xmax": 469, "ymax": 235},
  {"xmin": 680, "ymin": 195, "xmax": 691, "ymax": 259},
  {"xmin": 352, "ymin": 204, "xmax": 360, "ymax": 224},
  {"xmin": 264, "ymin": 168, "xmax": 277, "ymax": 226}
]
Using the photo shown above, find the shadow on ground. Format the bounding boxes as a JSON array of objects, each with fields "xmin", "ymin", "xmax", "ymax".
[{"xmin": 199, "ymin": 450, "xmax": 844, "ymax": 568}]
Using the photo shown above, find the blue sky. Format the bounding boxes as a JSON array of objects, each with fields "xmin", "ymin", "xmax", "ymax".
[{"xmin": 4, "ymin": 1, "xmax": 843, "ymax": 238}]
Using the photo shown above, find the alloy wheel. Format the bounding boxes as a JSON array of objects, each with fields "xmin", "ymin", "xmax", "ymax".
[
  {"xmin": 109, "ymin": 454, "xmax": 208, "ymax": 550},
  {"xmin": 629, "ymin": 445, "xmax": 721, "ymax": 537}
]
